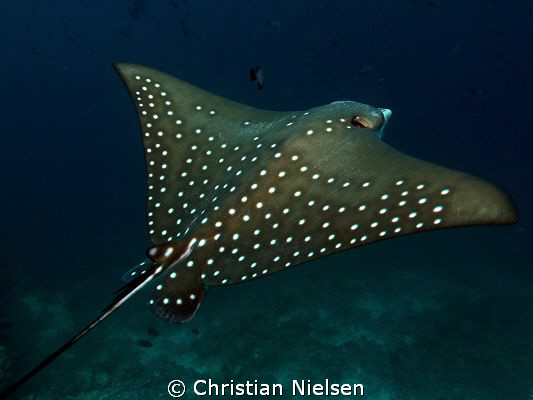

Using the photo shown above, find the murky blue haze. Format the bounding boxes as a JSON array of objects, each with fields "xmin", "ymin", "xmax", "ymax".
[{"xmin": 0, "ymin": 1, "xmax": 531, "ymax": 399}]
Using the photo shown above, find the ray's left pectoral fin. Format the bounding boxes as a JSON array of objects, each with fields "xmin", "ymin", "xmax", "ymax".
[
  {"xmin": 363, "ymin": 141, "xmax": 519, "ymax": 231},
  {"xmin": 426, "ymin": 169, "xmax": 518, "ymax": 228},
  {"xmin": 257, "ymin": 126, "xmax": 518, "ymax": 266}
]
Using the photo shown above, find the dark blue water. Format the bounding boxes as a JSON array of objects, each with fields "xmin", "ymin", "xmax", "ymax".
[{"xmin": 0, "ymin": 1, "xmax": 531, "ymax": 399}]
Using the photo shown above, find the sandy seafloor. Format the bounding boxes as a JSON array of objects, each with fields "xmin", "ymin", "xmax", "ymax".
[{"xmin": 1, "ymin": 228, "xmax": 530, "ymax": 399}]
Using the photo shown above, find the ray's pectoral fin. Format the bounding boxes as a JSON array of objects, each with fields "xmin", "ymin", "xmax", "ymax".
[
  {"xmin": 146, "ymin": 242, "xmax": 205, "ymax": 323},
  {"xmin": 113, "ymin": 63, "xmax": 284, "ymax": 247}
]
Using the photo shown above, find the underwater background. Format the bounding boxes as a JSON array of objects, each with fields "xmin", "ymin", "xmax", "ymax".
[{"xmin": 0, "ymin": 0, "xmax": 531, "ymax": 399}]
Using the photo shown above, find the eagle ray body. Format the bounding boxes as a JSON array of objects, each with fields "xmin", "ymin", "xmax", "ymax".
[
  {"xmin": 1, "ymin": 63, "xmax": 517, "ymax": 397},
  {"xmin": 113, "ymin": 63, "xmax": 515, "ymax": 322}
]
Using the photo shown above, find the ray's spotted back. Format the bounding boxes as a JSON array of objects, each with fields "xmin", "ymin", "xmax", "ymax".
[{"xmin": 114, "ymin": 63, "xmax": 516, "ymax": 324}]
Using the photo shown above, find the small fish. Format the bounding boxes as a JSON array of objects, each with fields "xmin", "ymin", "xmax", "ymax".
[
  {"xmin": 179, "ymin": 20, "xmax": 197, "ymax": 37},
  {"xmin": 1, "ymin": 63, "xmax": 517, "ymax": 398},
  {"xmin": 267, "ymin": 19, "xmax": 282, "ymax": 28},
  {"xmin": 136, "ymin": 339, "xmax": 153, "ymax": 348},
  {"xmin": 249, "ymin": 65, "xmax": 265, "ymax": 89},
  {"xmin": 0, "ymin": 321, "xmax": 12, "ymax": 330},
  {"xmin": 127, "ymin": 0, "xmax": 146, "ymax": 20},
  {"xmin": 147, "ymin": 327, "xmax": 159, "ymax": 337},
  {"xmin": 413, "ymin": 0, "xmax": 439, "ymax": 9},
  {"xmin": 357, "ymin": 65, "xmax": 374, "ymax": 75}
]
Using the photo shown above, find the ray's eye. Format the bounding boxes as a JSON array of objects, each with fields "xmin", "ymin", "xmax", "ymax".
[{"xmin": 351, "ymin": 115, "xmax": 370, "ymax": 128}]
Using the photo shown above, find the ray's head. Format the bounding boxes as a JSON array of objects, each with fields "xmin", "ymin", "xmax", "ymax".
[
  {"xmin": 314, "ymin": 100, "xmax": 392, "ymax": 139},
  {"xmin": 272, "ymin": 99, "xmax": 517, "ymax": 239}
]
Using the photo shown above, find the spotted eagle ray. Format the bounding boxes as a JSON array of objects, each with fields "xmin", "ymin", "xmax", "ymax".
[{"xmin": 2, "ymin": 63, "xmax": 517, "ymax": 397}]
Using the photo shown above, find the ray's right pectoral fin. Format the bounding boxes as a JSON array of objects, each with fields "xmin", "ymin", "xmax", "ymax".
[
  {"xmin": 148, "ymin": 265, "xmax": 205, "ymax": 323},
  {"xmin": 114, "ymin": 63, "xmax": 284, "ymax": 247}
]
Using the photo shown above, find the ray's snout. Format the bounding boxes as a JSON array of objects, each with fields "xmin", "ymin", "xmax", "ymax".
[
  {"xmin": 376, "ymin": 108, "xmax": 392, "ymax": 139},
  {"xmin": 379, "ymin": 108, "xmax": 392, "ymax": 124}
]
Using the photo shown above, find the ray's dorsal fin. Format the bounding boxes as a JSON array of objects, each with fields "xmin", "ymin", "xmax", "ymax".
[{"xmin": 114, "ymin": 63, "xmax": 286, "ymax": 246}]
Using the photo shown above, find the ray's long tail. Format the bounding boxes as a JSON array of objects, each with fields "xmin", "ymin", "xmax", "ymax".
[
  {"xmin": 0, "ymin": 268, "xmax": 158, "ymax": 398},
  {"xmin": 1, "ymin": 239, "xmax": 196, "ymax": 397},
  {"xmin": 2, "ymin": 239, "xmax": 195, "ymax": 398}
]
